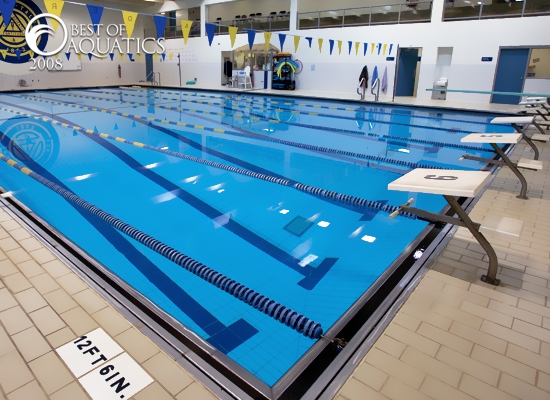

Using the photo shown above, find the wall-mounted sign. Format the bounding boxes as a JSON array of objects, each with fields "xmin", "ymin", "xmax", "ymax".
[
  {"xmin": 386, "ymin": 57, "xmax": 395, "ymax": 61},
  {"xmin": 481, "ymin": 57, "xmax": 493, "ymax": 62}
]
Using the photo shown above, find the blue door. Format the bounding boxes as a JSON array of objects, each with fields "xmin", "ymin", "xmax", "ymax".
[
  {"xmin": 395, "ymin": 48, "xmax": 419, "ymax": 96},
  {"xmin": 492, "ymin": 48, "xmax": 529, "ymax": 104},
  {"xmin": 146, "ymin": 54, "xmax": 154, "ymax": 82}
]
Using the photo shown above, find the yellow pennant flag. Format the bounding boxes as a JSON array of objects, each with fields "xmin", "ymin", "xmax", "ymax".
[
  {"xmin": 137, "ymin": 53, "xmax": 142, "ymax": 60},
  {"xmin": 228, "ymin": 26, "xmax": 238, "ymax": 48},
  {"xmin": 294, "ymin": 36, "xmax": 300, "ymax": 53},
  {"xmin": 169, "ymin": 53, "xmax": 173, "ymax": 61},
  {"xmin": 54, "ymin": 53, "xmax": 58, "ymax": 59},
  {"xmin": 122, "ymin": 11, "xmax": 138, "ymax": 38},
  {"xmin": 264, "ymin": 32, "xmax": 272, "ymax": 53},
  {"xmin": 153, "ymin": 53, "xmax": 159, "ymax": 61},
  {"xmin": 337, "ymin": 40, "xmax": 342, "ymax": 55},
  {"xmin": 181, "ymin": 20, "xmax": 192, "ymax": 45},
  {"xmin": 77, "ymin": 53, "xmax": 82, "ymax": 60},
  {"xmin": 383, "ymin": 43, "xmax": 388, "ymax": 55},
  {"xmin": 44, "ymin": 0, "xmax": 64, "ymax": 31},
  {"xmin": 355, "ymin": 42, "xmax": 360, "ymax": 56},
  {"xmin": 371, "ymin": 43, "xmax": 375, "ymax": 54},
  {"xmin": 119, "ymin": 53, "xmax": 124, "ymax": 61},
  {"xmin": 318, "ymin": 38, "xmax": 323, "ymax": 53}
]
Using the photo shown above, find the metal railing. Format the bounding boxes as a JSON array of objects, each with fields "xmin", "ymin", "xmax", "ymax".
[
  {"xmin": 147, "ymin": 21, "xmax": 201, "ymax": 40},
  {"xmin": 212, "ymin": 14, "xmax": 290, "ymax": 35},
  {"xmin": 297, "ymin": 2, "xmax": 432, "ymax": 29},
  {"xmin": 444, "ymin": 0, "xmax": 550, "ymax": 20}
]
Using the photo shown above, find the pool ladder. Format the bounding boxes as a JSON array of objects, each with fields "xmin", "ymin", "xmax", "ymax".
[
  {"xmin": 146, "ymin": 71, "xmax": 161, "ymax": 86},
  {"xmin": 371, "ymin": 78, "xmax": 380, "ymax": 102},
  {"xmin": 357, "ymin": 78, "xmax": 366, "ymax": 100}
]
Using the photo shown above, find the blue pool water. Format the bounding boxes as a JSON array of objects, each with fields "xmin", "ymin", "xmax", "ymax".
[{"xmin": 0, "ymin": 88, "xmax": 512, "ymax": 386}]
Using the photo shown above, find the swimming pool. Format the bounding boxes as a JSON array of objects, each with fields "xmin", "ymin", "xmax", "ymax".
[{"xmin": 0, "ymin": 88, "xmax": 513, "ymax": 391}]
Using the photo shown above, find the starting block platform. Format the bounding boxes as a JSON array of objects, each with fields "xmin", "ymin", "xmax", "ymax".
[
  {"xmin": 388, "ymin": 168, "xmax": 500, "ymax": 285},
  {"xmin": 490, "ymin": 116, "xmax": 546, "ymax": 160}
]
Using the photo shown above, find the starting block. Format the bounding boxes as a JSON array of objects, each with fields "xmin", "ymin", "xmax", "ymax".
[
  {"xmin": 388, "ymin": 168, "xmax": 500, "ymax": 285},
  {"xmin": 460, "ymin": 133, "xmax": 544, "ymax": 199},
  {"xmin": 490, "ymin": 116, "xmax": 546, "ymax": 160}
]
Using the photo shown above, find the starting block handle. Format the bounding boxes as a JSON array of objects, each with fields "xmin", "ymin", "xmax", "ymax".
[{"xmin": 389, "ymin": 198, "xmax": 415, "ymax": 219}]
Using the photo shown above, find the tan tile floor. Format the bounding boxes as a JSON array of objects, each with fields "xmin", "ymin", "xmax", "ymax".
[
  {"xmin": 0, "ymin": 89, "xmax": 548, "ymax": 399},
  {"xmin": 336, "ymin": 125, "xmax": 550, "ymax": 400}
]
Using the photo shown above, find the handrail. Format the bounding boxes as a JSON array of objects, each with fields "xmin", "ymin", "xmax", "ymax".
[
  {"xmin": 357, "ymin": 78, "xmax": 366, "ymax": 100},
  {"xmin": 371, "ymin": 78, "xmax": 380, "ymax": 102},
  {"xmin": 156, "ymin": 72, "xmax": 161, "ymax": 86},
  {"xmin": 146, "ymin": 71, "xmax": 158, "ymax": 86},
  {"xmin": 443, "ymin": 0, "xmax": 550, "ymax": 21}
]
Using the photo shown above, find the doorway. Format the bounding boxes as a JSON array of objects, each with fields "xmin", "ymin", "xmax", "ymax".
[
  {"xmin": 395, "ymin": 47, "xmax": 422, "ymax": 97},
  {"xmin": 492, "ymin": 48, "xmax": 530, "ymax": 104},
  {"xmin": 145, "ymin": 53, "xmax": 153, "ymax": 82}
]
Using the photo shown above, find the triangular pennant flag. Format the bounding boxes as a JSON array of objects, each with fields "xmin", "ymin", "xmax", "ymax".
[
  {"xmin": 65, "ymin": 52, "xmax": 70, "ymax": 60},
  {"xmin": 0, "ymin": 0, "xmax": 16, "ymax": 28},
  {"xmin": 180, "ymin": 20, "xmax": 192, "ymax": 44},
  {"xmin": 318, "ymin": 38, "xmax": 323, "ymax": 53},
  {"xmin": 364, "ymin": 43, "xmax": 368, "ymax": 56},
  {"xmin": 247, "ymin": 29, "xmax": 255, "ymax": 50},
  {"xmin": 229, "ymin": 26, "xmax": 238, "ymax": 48},
  {"xmin": 87, "ymin": 53, "xmax": 93, "ymax": 60},
  {"xmin": 42, "ymin": 55, "xmax": 46, "ymax": 60},
  {"xmin": 263, "ymin": 31, "xmax": 272, "ymax": 53},
  {"xmin": 114, "ymin": 123, "xmax": 119, "ymax": 130},
  {"xmin": 371, "ymin": 43, "xmax": 375, "ymax": 54},
  {"xmin": 119, "ymin": 53, "xmax": 124, "ymax": 61},
  {"xmin": 348, "ymin": 41, "xmax": 352, "ymax": 55},
  {"xmin": 383, "ymin": 44, "xmax": 388, "ymax": 55},
  {"xmin": 337, "ymin": 40, "xmax": 342, "ymax": 55},
  {"xmin": 161, "ymin": 53, "xmax": 165, "ymax": 61},
  {"xmin": 132, "ymin": 121, "xmax": 136, "ymax": 127},
  {"xmin": 355, "ymin": 42, "xmax": 360, "ymax": 56},
  {"xmin": 72, "ymin": 130, "xmax": 78, "ymax": 136},
  {"xmin": 294, "ymin": 36, "xmax": 300, "ymax": 53},
  {"xmin": 153, "ymin": 15, "xmax": 167, "ymax": 39},
  {"xmin": 371, "ymin": 66, "xmax": 379, "ymax": 86},
  {"xmin": 205, "ymin": 23, "xmax": 216, "ymax": 46},
  {"xmin": 77, "ymin": 53, "xmax": 82, "ymax": 60},
  {"xmin": 86, "ymin": 5, "xmax": 104, "ymax": 33},
  {"xmin": 0, "ymin": 49, "xmax": 7, "ymax": 59},
  {"xmin": 122, "ymin": 11, "xmax": 138, "ymax": 38},
  {"xmin": 278, "ymin": 34, "xmax": 286, "ymax": 51},
  {"xmin": 93, "ymin": 126, "xmax": 98, "ymax": 132},
  {"xmin": 153, "ymin": 53, "xmax": 159, "ymax": 61},
  {"xmin": 109, "ymin": 53, "xmax": 114, "ymax": 61},
  {"xmin": 306, "ymin": 37, "xmax": 312, "ymax": 48},
  {"xmin": 377, "ymin": 43, "xmax": 382, "ymax": 55},
  {"xmin": 44, "ymin": 0, "xmax": 64, "ymax": 31},
  {"xmin": 128, "ymin": 53, "xmax": 133, "ymax": 61},
  {"xmin": 329, "ymin": 39, "xmax": 334, "ymax": 55},
  {"xmin": 169, "ymin": 53, "xmax": 173, "ymax": 61},
  {"xmin": 14, "ymin": 49, "xmax": 21, "ymax": 60},
  {"xmin": 54, "ymin": 53, "xmax": 59, "ymax": 59},
  {"xmin": 389, "ymin": 44, "xmax": 393, "ymax": 55},
  {"xmin": 137, "ymin": 53, "xmax": 142, "ymax": 60}
]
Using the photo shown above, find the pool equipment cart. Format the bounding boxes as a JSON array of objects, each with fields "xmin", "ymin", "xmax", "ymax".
[
  {"xmin": 460, "ymin": 133, "xmax": 543, "ymax": 200},
  {"xmin": 272, "ymin": 53, "xmax": 297, "ymax": 90},
  {"xmin": 388, "ymin": 169, "xmax": 501, "ymax": 286}
]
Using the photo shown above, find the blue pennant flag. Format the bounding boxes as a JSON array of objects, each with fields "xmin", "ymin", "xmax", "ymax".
[
  {"xmin": 14, "ymin": 49, "xmax": 21, "ymax": 60},
  {"xmin": 377, "ymin": 43, "xmax": 382, "ymax": 55},
  {"xmin": 205, "ymin": 23, "xmax": 216, "ymax": 46},
  {"xmin": 72, "ymin": 130, "xmax": 78, "ymax": 136},
  {"xmin": 329, "ymin": 39, "xmax": 334, "ymax": 55},
  {"xmin": 161, "ymin": 53, "xmax": 166, "ymax": 61},
  {"xmin": 305, "ymin": 37, "xmax": 312, "ymax": 48},
  {"xmin": 278, "ymin": 34, "xmax": 286, "ymax": 51},
  {"xmin": 363, "ymin": 43, "xmax": 368, "ymax": 56},
  {"xmin": 371, "ymin": 66, "xmax": 379, "ymax": 86},
  {"xmin": 94, "ymin": 126, "xmax": 98, "ymax": 132},
  {"xmin": 389, "ymin": 44, "xmax": 393, "ymax": 55},
  {"xmin": 348, "ymin": 41, "xmax": 352, "ymax": 55},
  {"xmin": 0, "ymin": 0, "xmax": 16, "ymax": 29},
  {"xmin": 132, "ymin": 121, "xmax": 136, "ymax": 127},
  {"xmin": 128, "ymin": 53, "xmax": 133, "ymax": 61},
  {"xmin": 153, "ymin": 15, "xmax": 167, "ymax": 39},
  {"xmin": 114, "ymin": 123, "xmax": 119, "ymax": 130},
  {"xmin": 87, "ymin": 53, "xmax": 93, "ymax": 61},
  {"xmin": 247, "ymin": 29, "xmax": 255, "ymax": 50},
  {"xmin": 86, "ymin": 5, "xmax": 104, "ymax": 33},
  {"xmin": 65, "ymin": 52, "xmax": 71, "ymax": 61},
  {"xmin": 109, "ymin": 53, "xmax": 114, "ymax": 61},
  {"xmin": 42, "ymin": 55, "xmax": 47, "ymax": 60}
]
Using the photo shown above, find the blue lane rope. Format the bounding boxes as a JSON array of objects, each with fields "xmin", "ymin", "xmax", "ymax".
[
  {"xmin": 20, "ymin": 95, "xmax": 459, "ymax": 170},
  {"xmin": 0, "ymin": 152, "xmax": 324, "ymax": 339},
  {"xmin": 1, "ymin": 107, "xmax": 418, "ymax": 220}
]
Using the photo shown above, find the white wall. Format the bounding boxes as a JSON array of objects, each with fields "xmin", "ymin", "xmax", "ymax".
[
  {"xmin": 0, "ymin": 0, "xmax": 151, "ymax": 91},
  {"xmin": 153, "ymin": 4, "xmax": 550, "ymax": 103}
]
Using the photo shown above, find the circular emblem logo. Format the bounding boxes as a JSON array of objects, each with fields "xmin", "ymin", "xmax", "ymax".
[
  {"xmin": 25, "ymin": 13, "xmax": 67, "ymax": 57},
  {"xmin": 0, "ymin": 117, "xmax": 59, "ymax": 168},
  {"xmin": 0, "ymin": 0, "xmax": 48, "ymax": 64}
]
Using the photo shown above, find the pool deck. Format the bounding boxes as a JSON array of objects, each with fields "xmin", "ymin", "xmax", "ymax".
[{"xmin": 0, "ymin": 91, "xmax": 549, "ymax": 399}]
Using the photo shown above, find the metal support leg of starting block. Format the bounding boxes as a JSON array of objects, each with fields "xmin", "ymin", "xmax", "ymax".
[
  {"xmin": 511, "ymin": 123, "xmax": 540, "ymax": 160},
  {"xmin": 462, "ymin": 143, "xmax": 529, "ymax": 199},
  {"xmin": 392, "ymin": 196, "xmax": 500, "ymax": 285}
]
